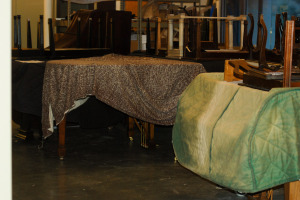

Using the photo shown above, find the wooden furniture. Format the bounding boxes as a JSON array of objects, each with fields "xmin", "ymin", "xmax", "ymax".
[
  {"xmin": 283, "ymin": 20, "xmax": 295, "ymax": 88},
  {"xmin": 131, "ymin": 18, "xmax": 162, "ymax": 54},
  {"xmin": 225, "ymin": 21, "xmax": 300, "ymax": 200},
  {"xmin": 226, "ymin": 13, "xmax": 300, "ymax": 91},
  {"xmin": 128, "ymin": 117, "xmax": 155, "ymax": 148},
  {"xmin": 12, "ymin": 60, "xmax": 46, "ymax": 140},
  {"xmin": 48, "ymin": 10, "xmax": 132, "ymax": 57},
  {"xmin": 12, "ymin": 13, "xmax": 110, "ymax": 60},
  {"xmin": 247, "ymin": 12, "xmax": 300, "ymax": 67},
  {"xmin": 12, "ymin": 10, "xmax": 132, "ymax": 60},
  {"xmin": 12, "ymin": 15, "xmax": 45, "ymax": 58},
  {"xmin": 165, "ymin": 13, "xmax": 249, "ymax": 60},
  {"xmin": 285, "ymin": 181, "xmax": 300, "ymax": 200},
  {"xmin": 226, "ymin": 58, "xmax": 300, "ymax": 91},
  {"xmin": 41, "ymin": 54, "xmax": 205, "ymax": 160},
  {"xmin": 282, "ymin": 19, "xmax": 300, "ymax": 200}
]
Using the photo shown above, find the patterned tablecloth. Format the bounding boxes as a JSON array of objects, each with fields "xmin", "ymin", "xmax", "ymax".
[{"xmin": 42, "ymin": 54, "xmax": 206, "ymax": 138}]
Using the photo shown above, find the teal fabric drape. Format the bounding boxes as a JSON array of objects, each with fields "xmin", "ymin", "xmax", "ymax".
[{"xmin": 173, "ymin": 73, "xmax": 300, "ymax": 193}]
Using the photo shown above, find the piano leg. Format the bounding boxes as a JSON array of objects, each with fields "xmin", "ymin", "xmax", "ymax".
[
  {"xmin": 127, "ymin": 117, "xmax": 155, "ymax": 148},
  {"xmin": 58, "ymin": 116, "xmax": 66, "ymax": 160},
  {"xmin": 149, "ymin": 123, "xmax": 155, "ymax": 147},
  {"xmin": 128, "ymin": 117, "xmax": 134, "ymax": 141}
]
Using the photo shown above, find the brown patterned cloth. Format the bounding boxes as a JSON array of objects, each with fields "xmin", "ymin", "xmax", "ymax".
[{"xmin": 42, "ymin": 54, "xmax": 206, "ymax": 138}]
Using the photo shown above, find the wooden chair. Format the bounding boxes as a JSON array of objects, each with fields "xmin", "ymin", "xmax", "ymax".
[{"xmin": 12, "ymin": 15, "xmax": 45, "ymax": 59}]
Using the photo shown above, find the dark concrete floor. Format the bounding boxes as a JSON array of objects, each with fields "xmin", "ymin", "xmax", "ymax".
[{"xmin": 12, "ymin": 121, "xmax": 285, "ymax": 200}]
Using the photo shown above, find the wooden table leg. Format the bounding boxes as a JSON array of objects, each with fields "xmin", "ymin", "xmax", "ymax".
[
  {"xmin": 149, "ymin": 123, "xmax": 155, "ymax": 147},
  {"xmin": 58, "ymin": 116, "xmax": 66, "ymax": 160},
  {"xmin": 142, "ymin": 121, "xmax": 149, "ymax": 148},
  {"xmin": 128, "ymin": 117, "xmax": 134, "ymax": 141},
  {"xmin": 128, "ymin": 117, "xmax": 156, "ymax": 148},
  {"xmin": 285, "ymin": 181, "xmax": 300, "ymax": 200}
]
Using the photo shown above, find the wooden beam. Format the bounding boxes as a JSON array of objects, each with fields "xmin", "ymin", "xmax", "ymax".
[
  {"xmin": 283, "ymin": 20, "xmax": 295, "ymax": 87},
  {"xmin": 285, "ymin": 181, "xmax": 300, "ymax": 200}
]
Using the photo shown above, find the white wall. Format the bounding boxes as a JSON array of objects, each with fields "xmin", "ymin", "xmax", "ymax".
[{"xmin": 1, "ymin": 1, "xmax": 12, "ymax": 200}]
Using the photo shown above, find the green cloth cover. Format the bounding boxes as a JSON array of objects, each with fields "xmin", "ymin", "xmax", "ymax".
[{"xmin": 172, "ymin": 73, "xmax": 300, "ymax": 193}]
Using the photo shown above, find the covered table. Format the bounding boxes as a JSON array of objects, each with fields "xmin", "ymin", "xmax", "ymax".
[
  {"xmin": 42, "ymin": 54, "xmax": 206, "ymax": 156},
  {"xmin": 172, "ymin": 73, "xmax": 300, "ymax": 194},
  {"xmin": 12, "ymin": 60, "xmax": 46, "ymax": 117}
]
